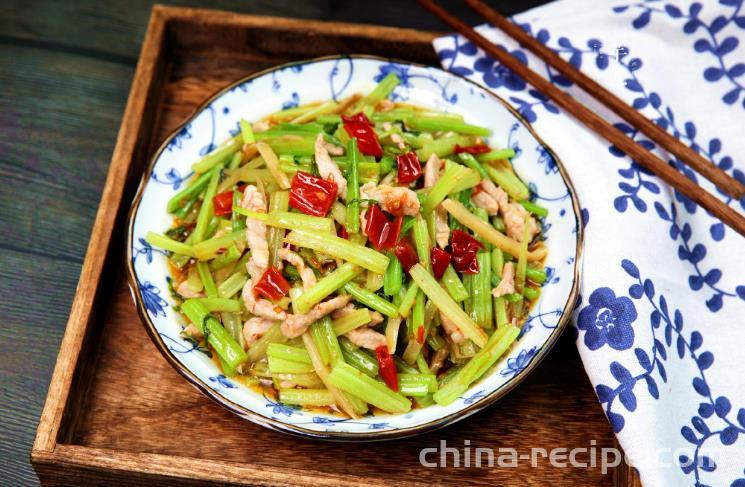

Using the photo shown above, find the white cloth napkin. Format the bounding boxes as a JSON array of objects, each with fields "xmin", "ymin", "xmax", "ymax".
[{"xmin": 433, "ymin": 0, "xmax": 745, "ymax": 485}]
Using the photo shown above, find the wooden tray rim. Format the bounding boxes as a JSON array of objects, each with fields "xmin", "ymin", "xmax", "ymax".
[{"xmin": 29, "ymin": 4, "xmax": 630, "ymax": 485}]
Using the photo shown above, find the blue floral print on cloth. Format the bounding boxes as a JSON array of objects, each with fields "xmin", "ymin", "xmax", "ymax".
[{"xmin": 433, "ymin": 0, "xmax": 745, "ymax": 485}]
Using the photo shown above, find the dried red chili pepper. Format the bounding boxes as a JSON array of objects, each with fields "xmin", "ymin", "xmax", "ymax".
[
  {"xmin": 454, "ymin": 144, "xmax": 491, "ymax": 155},
  {"xmin": 394, "ymin": 238, "xmax": 419, "ymax": 272},
  {"xmin": 450, "ymin": 229, "xmax": 483, "ymax": 274},
  {"xmin": 253, "ymin": 267, "xmax": 290, "ymax": 301},
  {"xmin": 342, "ymin": 113, "xmax": 382, "ymax": 158},
  {"xmin": 430, "ymin": 247, "xmax": 452, "ymax": 280},
  {"xmin": 395, "ymin": 151, "xmax": 423, "ymax": 184},
  {"xmin": 375, "ymin": 345, "xmax": 398, "ymax": 391},
  {"xmin": 364, "ymin": 204, "xmax": 403, "ymax": 250},
  {"xmin": 289, "ymin": 171, "xmax": 338, "ymax": 217},
  {"xmin": 212, "ymin": 190, "xmax": 235, "ymax": 217}
]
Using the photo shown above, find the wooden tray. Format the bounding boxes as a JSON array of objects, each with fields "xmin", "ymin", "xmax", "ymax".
[{"xmin": 31, "ymin": 6, "xmax": 640, "ymax": 486}]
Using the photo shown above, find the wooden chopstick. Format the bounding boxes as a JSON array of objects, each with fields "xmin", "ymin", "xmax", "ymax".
[
  {"xmin": 464, "ymin": 0, "xmax": 745, "ymax": 201},
  {"xmin": 417, "ymin": 0, "xmax": 745, "ymax": 238}
]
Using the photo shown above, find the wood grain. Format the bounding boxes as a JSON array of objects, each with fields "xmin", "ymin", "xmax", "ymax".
[
  {"xmin": 0, "ymin": 2, "xmax": 635, "ymax": 485},
  {"xmin": 67, "ymin": 280, "xmax": 618, "ymax": 486}
]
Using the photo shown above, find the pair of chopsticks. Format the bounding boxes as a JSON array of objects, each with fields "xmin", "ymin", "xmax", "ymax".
[{"xmin": 418, "ymin": 0, "xmax": 745, "ymax": 237}]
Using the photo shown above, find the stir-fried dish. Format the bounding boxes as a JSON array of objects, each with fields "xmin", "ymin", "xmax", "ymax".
[{"xmin": 146, "ymin": 73, "xmax": 549, "ymax": 417}]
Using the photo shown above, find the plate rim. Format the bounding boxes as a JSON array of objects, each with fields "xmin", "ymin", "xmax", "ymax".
[{"xmin": 125, "ymin": 54, "xmax": 585, "ymax": 441}]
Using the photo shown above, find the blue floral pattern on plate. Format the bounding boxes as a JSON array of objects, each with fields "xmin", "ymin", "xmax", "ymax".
[{"xmin": 127, "ymin": 56, "xmax": 581, "ymax": 439}]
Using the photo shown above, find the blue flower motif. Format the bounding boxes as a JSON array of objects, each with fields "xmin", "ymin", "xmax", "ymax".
[
  {"xmin": 462, "ymin": 389, "xmax": 485, "ymax": 405},
  {"xmin": 536, "ymin": 145, "xmax": 558, "ymax": 174},
  {"xmin": 473, "ymin": 49, "xmax": 528, "ymax": 91},
  {"xmin": 282, "ymin": 92, "xmax": 300, "ymax": 110},
  {"xmin": 577, "ymin": 288, "xmax": 636, "ymax": 351},
  {"xmin": 500, "ymin": 346, "xmax": 538, "ymax": 377},
  {"xmin": 139, "ymin": 280, "xmax": 167, "ymax": 317},
  {"xmin": 151, "ymin": 167, "xmax": 192, "ymax": 191},
  {"xmin": 375, "ymin": 63, "xmax": 411, "ymax": 87},
  {"xmin": 208, "ymin": 374, "xmax": 236, "ymax": 389},
  {"xmin": 167, "ymin": 123, "xmax": 192, "ymax": 151},
  {"xmin": 266, "ymin": 397, "xmax": 300, "ymax": 417}
]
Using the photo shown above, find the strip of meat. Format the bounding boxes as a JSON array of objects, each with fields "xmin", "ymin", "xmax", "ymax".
[
  {"xmin": 176, "ymin": 280, "xmax": 204, "ymax": 299},
  {"xmin": 278, "ymin": 248, "xmax": 317, "ymax": 291},
  {"xmin": 360, "ymin": 182, "xmax": 420, "ymax": 216},
  {"xmin": 281, "ymin": 295, "xmax": 352, "ymax": 338},
  {"xmin": 240, "ymin": 185, "xmax": 269, "ymax": 270},
  {"xmin": 471, "ymin": 179, "xmax": 504, "ymax": 216},
  {"xmin": 502, "ymin": 202, "xmax": 539, "ymax": 242},
  {"xmin": 423, "ymin": 153, "xmax": 442, "ymax": 189},
  {"xmin": 345, "ymin": 327, "xmax": 386, "ymax": 350},
  {"xmin": 242, "ymin": 317, "xmax": 276, "ymax": 347},
  {"xmin": 492, "ymin": 262, "xmax": 515, "ymax": 297},
  {"xmin": 315, "ymin": 134, "xmax": 347, "ymax": 199}
]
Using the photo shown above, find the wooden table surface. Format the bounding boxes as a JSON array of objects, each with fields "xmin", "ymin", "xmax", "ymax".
[{"xmin": 0, "ymin": 1, "xmax": 549, "ymax": 484}]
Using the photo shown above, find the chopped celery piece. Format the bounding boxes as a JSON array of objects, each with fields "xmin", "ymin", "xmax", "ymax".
[
  {"xmin": 343, "ymin": 282, "xmax": 399, "ymax": 318},
  {"xmin": 520, "ymin": 199, "xmax": 549, "ymax": 217},
  {"xmin": 284, "ymin": 229, "xmax": 389, "ymax": 274},
  {"xmin": 441, "ymin": 264, "xmax": 468, "ymax": 302},
  {"xmin": 476, "ymin": 148, "xmax": 516, "ymax": 162},
  {"xmin": 332, "ymin": 308, "xmax": 372, "ymax": 336},
  {"xmin": 268, "ymin": 356, "xmax": 315, "ymax": 374},
  {"xmin": 209, "ymin": 245, "xmax": 241, "ymax": 271},
  {"xmin": 180, "ymin": 299, "xmax": 247, "ymax": 369},
  {"xmin": 398, "ymin": 282, "xmax": 419, "ymax": 318},
  {"xmin": 267, "ymin": 343, "xmax": 312, "ymax": 364},
  {"xmin": 167, "ymin": 171, "xmax": 210, "ymax": 213},
  {"xmin": 196, "ymin": 297, "xmax": 241, "ymax": 313},
  {"xmin": 279, "ymin": 389, "xmax": 334, "ymax": 406},
  {"xmin": 484, "ymin": 163, "xmax": 530, "ymax": 201},
  {"xmin": 196, "ymin": 261, "xmax": 218, "ymax": 298},
  {"xmin": 192, "ymin": 137, "xmax": 241, "ymax": 174},
  {"xmin": 217, "ymin": 271, "xmax": 247, "ymax": 298},
  {"xmin": 433, "ymin": 324, "xmax": 519, "ymax": 406},
  {"xmin": 327, "ymin": 362, "xmax": 411, "ymax": 414},
  {"xmin": 408, "ymin": 264, "xmax": 487, "ymax": 348},
  {"xmin": 246, "ymin": 323, "xmax": 287, "ymax": 363},
  {"xmin": 240, "ymin": 119, "xmax": 255, "ymax": 144},
  {"xmin": 442, "ymin": 199, "xmax": 547, "ymax": 261},
  {"xmin": 293, "ymin": 263, "xmax": 363, "ymax": 314},
  {"xmin": 406, "ymin": 116, "xmax": 490, "ymax": 136},
  {"xmin": 145, "ymin": 231, "xmax": 195, "ymax": 257}
]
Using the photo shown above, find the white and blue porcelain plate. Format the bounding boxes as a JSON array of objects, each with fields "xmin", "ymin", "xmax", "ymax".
[{"xmin": 126, "ymin": 55, "xmax": 583, "ymax": 440}]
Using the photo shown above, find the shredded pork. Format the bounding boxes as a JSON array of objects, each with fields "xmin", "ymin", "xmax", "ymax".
[
  {"xmin": 360, "ymin": 182, "xmax": 420, "ymax": 216},
  {"xmin": 278, "ymin": 248, "xmax": 317, "ymax": 291},
  {"xmin": 176, "ymin": 281, "xmax": 204, "ymax": 299},
  {"xmin": 345, "ymin": 327, "xmax": 386, "ymax": 350},
  {"xmin": 240, "ymin": 185, "xmax": 269, "ymax": 270},
  {"xmin": 492, "ymin": 262, "xmax": 515, "ymax": 297},
  {"xmin": 314, "ymin": 134, "xmax": 347, "ymax": 198},
  {"xmin": 242, "ymin": 317, "xmax": 275, "ymax": 347},
  {"xmin": 281, "ymin": 295, "xmax": 352, "ymax": 338},
  {"xmin": 423, "ymin": 154, "xmax": 450, "ymax": 248}
]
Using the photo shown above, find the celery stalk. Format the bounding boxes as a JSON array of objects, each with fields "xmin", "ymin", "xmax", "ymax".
[
  {"xmin": 343, "ymin": 282, "xmax": 399, "ymax": 318},
  {"xmin": 408, "ymin": 264, "xmax": 488, "ymax": 348},
  {"xmin": 284, "ymin": 229, "xmax": 389, "ymax": 274},
  {"xmin": 327, "ymin": 363, "xmax": 411, "ymax": 414},
  {"xmin": 293, "ymin": 263, "xmax": 363, "ymax": 314},
  {"xmin": 442, "ymin": 199, "xmax": 546, "ymax": 261}
]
